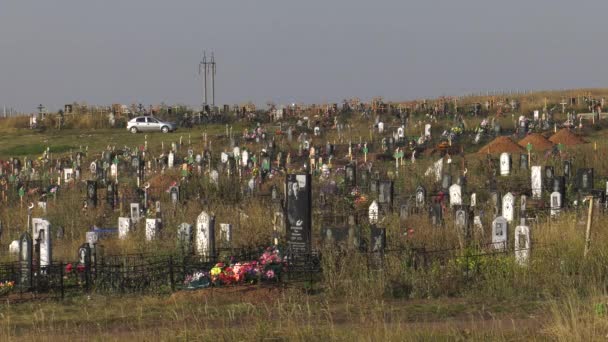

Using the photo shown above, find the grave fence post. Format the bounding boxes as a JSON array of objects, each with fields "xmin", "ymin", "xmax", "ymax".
[
  {"xmin": 59, "ymin": 262, "xmax": 64, "ymax": 300},
  {"xmin": 169, "ymin": 256, "xmax": 175, "ymax": 292}
]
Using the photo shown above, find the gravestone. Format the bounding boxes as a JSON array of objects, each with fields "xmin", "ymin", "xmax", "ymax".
[
  {"xmin": 470, "ymin": 193, "xmax": 477, "ymax": 207},
  {"xmin": 118, "ymin": 217, "xmax": 131, "ymax": 239},
  {"xmin": 545, "ymin": 166, "xmax": 555, "ymax": 188},
  {"xmin": 130, "ymin": 203, "xmax": 141, "ymax": 223},
  {"xmin": 449, "ymin": 184, "xmax": 462, "ymax": 207},
  {"xmin": 424, "ymin": 124, "xmax": 431, "ymax": 137},
  {"xmin": 531, "ymin": 166, "xmax": 542, "ymax": 199},
  {"xmin": 520, "ymin": 195, "xmax": 527, "ymax": 216},
  {"xmin": 553, "ymin": 176, "xmax": 566, "ymax": 197},
  {"xmin": 400, "ymin": 203, "xmax": 409, "ymax": 220},
  {"xmin": 441, "ymin": 174, "xmax": 452, "ymax": 191},
  {"xmin": 502, "ymin": 192, "xmax": 515, "ymax": 223},
  {"xmin": 196, "ymin": 211, "xmax": 216, "ymax": 258},
  {"xmin": 454, "ymin": 206, "xmax": 470, "ymax": 241},
  {"xmin": 370, "ymin": 226, "xmax": 386, "ymax": 253},
  {"xmin": 368, "ymin": 200, "xmax": 379, "ymax": 224},
  {"xmin": 19, "ymin": 232, "xmax": 32, "ymax": 288},
  {"xmin": 415, "ymin": 186, "xmax": 426, "ymax": 208},
  {"xmin": 168, "ymin": 152, "xmax": 175, "ymax": 169},
  {"xmin": 210, "ymin": 170, "xmax": 219, "ymax": 186},
  {"xmin": 519, "ymin": 154, "xmax": 528, "ymax": 170},
  {"xmin": 491, "ymin": 216, "xmax": 508, "ymax": 251},
  {"xmin": 345, "ymin": 163, "xmax": 356, "ymax": 187},
  {"xmin": 430, "ymin": 203, "xmax": 443, "ymax": 226},
  {"xmin": 563, "ymin": 160, "xmax": 572, "ymax": 179},
  {"xmin": 378, "ymin": 181, "xmax": 393, "ymax": 206},
  {"xmin": 87, "ymin": 180, "xmax": 97, "ymax": 208},
  {"xmin": 177, "ymin": 223, "xmax": 193, "ymax": 253},
  {"xmin": 86, "ymin": 231, "xmax": 98, "ymax": 247},
  {"xmin": 273, "ymin": 210, "xmax": 286, "ymax": 245},
  {"xmin": 514, "ymin": 225, "xmax": 531, "ymax": 266},
  {"xmin": 499, "ymin": 153, "xmax": 511, "ymax": 176},
  {"xmin": 321, "ymin": 227, "xmax": 348, "ymax": 249},
  {"xmin": 64, "ymin": 168, "xmax": 73, "ymax": 182},
  {"xmin": 550, "ymin": 191, "xmax": 562, "ymax": 217},
  {"xmin": 110, "ymin": 164, "xmax": 117, "ymax": 179},
  {"xmin": 285, "ymin": 174, "xmax": 312, "ymax": 255},
  {"xmin": 32, "ymin": 218, "xmax": 51, "ymax": 269},
  {"xmin": 170, "ymin": 186, "xmax": 180, "ymax": 206},
  {"xmin": 219, "ymin": 223, "xmax": 232, "ymax": 246},
  {"xmin": 145, "ymin": 218, "xmax": 158, "ymax": 241},
  {"xmin": 37, "ymin": 201, "xmax": 47, "ymax": 214},
  {"xmin": 577, "ymin": 168, "xmax": 594, "ymax": 194}
]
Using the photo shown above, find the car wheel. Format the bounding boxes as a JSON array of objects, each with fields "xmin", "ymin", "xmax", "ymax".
[
  {"xmin": 161, "ymin": 126, "xmax": 169, "ymax": 133},
  {"xmin": 130, "ymin": 127, "xmax": 138, "ymax": 133}
]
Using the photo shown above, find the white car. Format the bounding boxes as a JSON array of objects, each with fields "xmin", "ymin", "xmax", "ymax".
[{"xmin": 127, "ymin": 116, "xmax": 176, "ymax": 133}]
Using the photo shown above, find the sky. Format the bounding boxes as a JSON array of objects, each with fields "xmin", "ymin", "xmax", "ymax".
[{"xmin": 1, "ymin": 1, "xmax": 607, "ymax": 112}]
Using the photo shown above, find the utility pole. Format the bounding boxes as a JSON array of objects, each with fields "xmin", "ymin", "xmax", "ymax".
[
  {"xmin": 210, "ymin": 52, "xmax": 216, "ymax": 107},
  {"xmin": 198, "ymin": 51, "xmax": 208, "ymax": 107}
]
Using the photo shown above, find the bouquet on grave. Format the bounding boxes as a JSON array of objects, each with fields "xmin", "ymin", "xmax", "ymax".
[{"xmin": 0, "ymin": 281, "xmax": 15, "ymax": 296}]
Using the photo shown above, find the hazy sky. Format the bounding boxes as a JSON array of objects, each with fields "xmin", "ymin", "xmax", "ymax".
[{"xmin": 1, "ymin": 1, "xmax": 606, "ymax": 112}]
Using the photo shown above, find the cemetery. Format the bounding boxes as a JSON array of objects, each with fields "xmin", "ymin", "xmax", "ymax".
[{"xmin": 2, "ymin": 90, "xmax": 608, "ymax": 339}]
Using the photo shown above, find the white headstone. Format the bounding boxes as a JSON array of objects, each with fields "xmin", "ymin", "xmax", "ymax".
[
  {"xmin": 86, "ymin": 231, "xmax": 98, "ymax": 247},
  {"xmin": 221, "ymin": 152, "xmax": 228, "ymax": 163},
  {"xmin": 118, "ymin": 217, "xmax": 131, "ymax": 240},
  {"xmin": 368, "ymin": 200, "xmax": 379, "ymax": 224},
  {"xmin": 37, "ymin": 201, "xmax": 47, "ymax": 214},
  {"xmin": 550, "ymin": 191, "xmax": 562, "ymax": 217},
  {"xmin": 145, "ymin": 218, "xmax": 158, "ymax": 241},
  {"xmin": 210, "ymin": 170, "xmax": 219, "ymax": 185},
  {"xmin": 424, "ymin": 124, "xmax": 431, "ymax": 137},
  {"xmin": 63, "ymin": 168, "xmax": 73, "ymax": 182},
  {"xmin": 233, "ymin": 147, "xmax": 240, "ymax": 159},
  {"xmin": 130, "ymin": 203, "xmax": 141, "ymax": 223},
  {"xmin": 220, "ymin": 223, "xmax": 232, "ymax": 244},
  {"xmin": 110, "ymin": 164, "xmax": 117, "ymax": 178},
  {"xmin": 531, "ymin": 166, "xmax": 542, "ymax": 199},
  {"xmin": 378, "ymin": 122, "xmax": 384, "ymax": 133},
  {"xmin": 242, "ymin": 150, "xmax": 249, "ymax": 167},
  {"xmin": 449, "ymin": 184, "xmax": 462, "ymax": 207},
  {"xmin": 397, "ymin": 126, "xmax": 404, "ymax": 138},
  {"xmin": 499, "ymin": 153, "xmax": 511, "ymax": 176},
  {"xmin": 491, "ymin": 216, "xmax": 508, "ymax": 251},
  {"xmin": 168, "ymin": 152, "xmax": 175, "ymax": 169},
  {"xmin": 196, "ymin": 211, "xmax": 215, "ymax": 257},
  {"xmin": 9, "ymin": 240, "xmax": 19, "ymax": 254},
  {"xmin": 470, "ymin": 193, "xmax": 477, "ymax": 207},
  {"xmin": 514, "ymin": 225, "xmax": 531, "ymax": 266},
  {"xmin": 502, "ymin": 192, "xmax": 515, "ymax": 222},
  {"xmin": 533, "ymin": 110, "xmax": 539, "ymax": 121},
  {"xmin": 32, "ymin": 218, "xmax": 52, "ymax": 268}
]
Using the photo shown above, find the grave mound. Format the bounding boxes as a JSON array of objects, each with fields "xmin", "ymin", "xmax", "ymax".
[
  {"xmin": 517, "ymin": 133, "xmax": 554, "ymax": 151},
  {"xmin": 147, "ymin": 174, "xmax": 180, "ymax": 189},
  {"xmin": 477, "ymin": 136, "xmax": 524, "ymax": 155},
  {"xmin": 549, "ymin": 128, "xmax": 585, "ymax": 146},
  {"xmin": 169, "ymin": 285, "xmax": 284, "ymax": 304}
]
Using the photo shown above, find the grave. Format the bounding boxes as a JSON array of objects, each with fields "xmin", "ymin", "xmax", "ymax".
[
  {"xmin": 491, "ymin": 216, "xmax": 508, "ymax": 251},
  {"xmin": 285, "ymin": 174, "xmax": 312, "ymax": 255},
  {"xmin": 449, "ymin": 184, "xmax": 462, "ymax": 207},
  {"xmin": 550, "ymin": 191, "xmax": 562, "ymax": 217},
  {"xmin": 514, "ymin": 225, "xmax": 531, "ymax": 266},
  {"xmin": 32, "ymin": 218, "xmax": 52, "ymax": 269},
  {"xmin": 196, "ymin": 211, "xmax": 216, "ymax": 258},
  {"xmin": 177, "ymin": 223, "xmax": 193, "ymax": 253},
  {"xmin": 19, "ymin": 232, "xmax": 32, "ymax": 288},
  {"xmin": 531, "ymin": 166, "xmax": 542, "ymax": 199},
  {"xmin": 145, "ymin": 218, "xmax": 159, "ymax": 241},
  {"xmin": 118, "ymin": 217, "xmax": 131, "ymax": 239},
  {"xmin": 502, "ymin": 192, "xmax": 515, "ymax": 223},
  {"xmin": 499, "ymin": 153, "xmax": 511, "ymax": 176}
]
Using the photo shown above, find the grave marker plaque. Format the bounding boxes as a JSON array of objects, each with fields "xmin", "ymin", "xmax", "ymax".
[
  {"xmin": 368, "ymin": 200, "xmax": 379, "ymax": 224},
  {"xmin": 286, "ymin": 174, "xmax": 312, "ymax": 255},
  {"xmin": 19, "ymin": 232, "xmax": 32, "ymax": 288},
  {"xmin": 499, "ymin": 153, "xmax": 511, "ymax": 176},
  {"xmin": 87, "ymin": 180, "xmax": 97, "ymax": 208},
  {"xmin": 219, "ymin": 223, "xmax": 232, "ymax": 245},
  {"xmin": 32, "ymin": 218, "xmax": 51, "ymax": 268},
  {"xmin": 491, "ymin": 216, "xmax": 508, "ymax": 251},
  {"xmin": 577, "ymin": 168, "xmax": 594, "ymax": 194},
  {"xmin": 370, "ymin": 227, "xmax": 386, "ymax": 253},
  {"xmin": 145, "ymin": 218, "xmax": 158, "ymax": 241},
  {"xmin": 345, "ymin": 163, "xmax": 356, "ymax": 187},
  {"xmin": 177, "ymin": 223, "xmax": 193, "ymax": 253},
  {"xmin": 118, "ymin": 217, "xmax": 131, "ymax": 240},
  {"xmin": 514, "ymin": 225, "xmax": 531, "ymax": 266},
  {"xmin": 415, "ymin": 186, "xmax": 426, "ymax": 208},
  {"xmin": 550, "ymin": 191, "xmax": 562, "ymax": 217},
  {"xmin": 531, "ymin": 166, "xmax": 542, "ymax": 199},
  {"xmin": 196, "ymin": 211, "xmax": 216, "ymax": 258},
  {"xmin": 502, "ymin": 192, "xmax": 515, "ymax": 223},
  {"xmin": 130, "ymin": 203, "xmax": 141, "ymax": 223},
  {"xmin": 449, "ymin": 184, "xmax": 462, "ymax": 207},
  {"xmin": 378, "ymin": 181, "xmax": 393, "ymax": 206}
]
